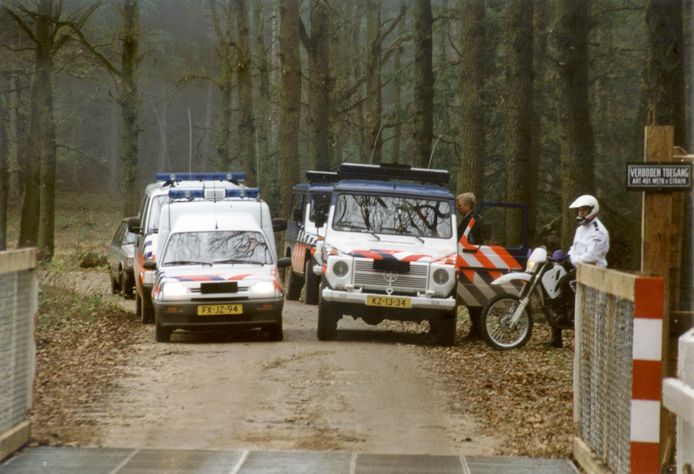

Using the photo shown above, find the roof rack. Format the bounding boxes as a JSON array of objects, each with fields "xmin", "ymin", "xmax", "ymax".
[
  {"xmin": 337, "ymin": 162, "xmax": 449, "ymax": 185},
  {"xmin": 305, "ymin": 170, "xmax": 338, "ymax": 183},
  {"xmin": 155, "ymin": 172, "xmax": 246, "ymax": 186}
]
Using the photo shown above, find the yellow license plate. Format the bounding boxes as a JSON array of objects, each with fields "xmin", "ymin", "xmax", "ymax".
[
  {"xmin": 197, "ymin": 304, "xmax": 243, "ymax": 316},
  {"xmin": 366, "ymin": 295, "xmax": 412, "ymax": 309}
]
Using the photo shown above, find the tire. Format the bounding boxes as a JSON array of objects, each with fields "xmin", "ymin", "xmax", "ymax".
[
  {"xmin": 284, "ymin": 266, "xmax": 303, "ymax": 301},
  {"xmin": 304, "ymin": 259, "xmax": 319, "ymax": 305},
  {"xmin": 266, "ymin": 323, "xmax": 284, "ymax": 342},
  {"xmin": 141, "ymin": 294, "xmax": 155, "ymax": 324},
  {"xmin": 155, "ymin": 316, "xmax": 172, "ymax": 343},
  {"xmin": 433, "ymin": 311, "xmax": 457, "ymax": 346},
  {"xmin": 136, "ymin": 293, "xmax": 142, "ymax": 318},
  {"xmin": 480, "ymin": 294, "xmax": 533, "ymax": 350},
  {"xmin": 121, "ymin": 272, "xmax": 134, "ymax": 299},
  {"xmin": 111, "ymin": 271, "xmax": 120, "ymax": 295},
  {"xmin": 317, "ymin": 297, "xmax": 338, "ymax": 341}
]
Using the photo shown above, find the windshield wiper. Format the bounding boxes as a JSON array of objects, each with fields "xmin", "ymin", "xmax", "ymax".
[
  {"xmin": 214, "ymin": 258, "xmax": 264, "ymax": 265},
  {"xmin": 163, "ymin": 260, "xmax": 211, "ymax": 266},
  {"xmin": 407, "ymin": 234, "xmax": 425, "ymax": 244}
]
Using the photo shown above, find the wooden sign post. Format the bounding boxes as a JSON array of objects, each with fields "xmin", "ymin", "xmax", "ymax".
[{"xmin": 640, "ymin": 125, "xmax": 686, "ymax": 470}]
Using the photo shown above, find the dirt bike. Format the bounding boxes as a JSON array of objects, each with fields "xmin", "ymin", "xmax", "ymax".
[{"xmin": 480, "ymin": 247, "xmax": 574, "ymax": 350}]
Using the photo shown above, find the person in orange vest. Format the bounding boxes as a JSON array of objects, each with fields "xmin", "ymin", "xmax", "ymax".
[{"xmin": 456, "ymin": 192, "xmax": 481, "ymax": 338}]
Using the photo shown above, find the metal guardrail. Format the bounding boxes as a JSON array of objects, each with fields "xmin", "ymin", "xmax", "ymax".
[
  {"xmin": 663, "ymin": 328, "xmax": 694, "ymax": 474},
  {"xmin": 0, "ymin": 249, "xmax": 37, "ymax": 461}
]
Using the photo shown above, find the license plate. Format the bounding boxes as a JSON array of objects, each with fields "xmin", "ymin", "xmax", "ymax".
[
  {"xmin": 366, "ymin": 295, "xmax": 412, "ymax": 309},
  {"xmin": 197, "ymin": 304, "xmax": 243, "ymax": 316}
]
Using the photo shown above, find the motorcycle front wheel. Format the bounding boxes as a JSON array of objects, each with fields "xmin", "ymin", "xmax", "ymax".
[{"xmin": 481, "ymin": 294, "xmax": 533, "ymax": 350}]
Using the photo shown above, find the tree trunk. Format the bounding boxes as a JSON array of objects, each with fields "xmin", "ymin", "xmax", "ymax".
[
  {"xmin": 646, "ymin": 0, "xmax": 686, "ymax": 145},
  {"xmin": 504, "ymin": 0, "xmax": 534, "ymax": 245},
  {"xmin": 0, "ymin": 74, "xmax": 8, "ymax": 250},
  {"xmin": 365, "ymin": 0, "xmax": 382, "ymax": 164},
  {"xmin": 279, "ymin": 0, "xmax": 301, "ymax": 218},
  {"xmin": 528, "ymin": 0, "xmax": 546, "ymax": 244},
  {"xmin": 412, "ymin": 0, "xmax": 433, "ymax": 168},
  {"xmin": 235, "ymin": 0, "xmax": 256, "ymax": 185},
  {"xmin": 555, "ymin": 0, "xmax": 595, "ymax": 248},
  {"xmin": 254, "ymin": 1, "xmax": 274, "ymax": 206},
  {"xmin": 303, "ymin": 0, "xmax": 331, "ymax": 171},
  {"xmin": 213, "ymin": 0, "xmax": 234, "ymax": 169},
  {"xmin": 457, "ymin": 0, "xmax": 486, "ymax": 200},
  {"xmin": 392, "ymin": 5, "xmax": 405, "ymax": 164},
  {"xmin": 120, "ymin": 0, "xmax": 140, "ymax": 217}
]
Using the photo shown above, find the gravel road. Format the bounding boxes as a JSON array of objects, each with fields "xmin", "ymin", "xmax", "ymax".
[{"xmin": 91, "ymin": 296, "xmax": 498, "ymax": 455}]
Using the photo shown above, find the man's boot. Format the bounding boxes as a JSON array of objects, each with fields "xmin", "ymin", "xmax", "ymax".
[{"xmin": 550, "ymin": 327, "xmax": 563, "ymax": 348}]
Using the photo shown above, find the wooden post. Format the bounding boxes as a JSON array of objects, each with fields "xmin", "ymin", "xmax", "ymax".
[{"xmin": 641, "ymin": 125, "xmax": 679, "ymax": 470}]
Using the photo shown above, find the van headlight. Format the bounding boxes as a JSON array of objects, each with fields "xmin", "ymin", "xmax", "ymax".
[
  {"xmin": 333, "ymin": 260, "xmax": 349, "ymax": 278},
  {"xmin": 250, "ymin": 281, "xmax": 276, "ymax": 298},
  {"xmin": 433, "ymin": 268, "xmax": 450, "ymax": 285},
  {"xmin": 161, "ymin": 282, "xmax": 189, "ymax": 300}
]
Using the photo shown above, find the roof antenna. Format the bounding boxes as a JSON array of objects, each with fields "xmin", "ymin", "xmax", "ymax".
[
  {"xmin": 428, "ymin": 135, "xmax": 441, "ymax": 169},
  {"xmin": 187, "ymin": 106, "xmax": 193, "ymax": 177},
  {"xmin": 369, "ymin": 125, "xmax": 384, "ymax": 164}
]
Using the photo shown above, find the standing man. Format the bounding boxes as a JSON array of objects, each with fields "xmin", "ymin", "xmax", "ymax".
[
  {"xmin": 552, "ymin": 194, "xmax": 610, "ymax": 347},
  {"xmin": 456, "ymin": 192, "xmax": 481, "ymax": 338}
]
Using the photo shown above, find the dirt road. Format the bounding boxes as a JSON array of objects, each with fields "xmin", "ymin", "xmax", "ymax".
[{"xmin": 91, "ymin": 296, "xmax": 498, "ymax": 455}]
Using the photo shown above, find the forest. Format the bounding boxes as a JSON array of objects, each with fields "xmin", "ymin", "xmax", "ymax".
[{"xmin": 0, "ymin": 0, "xmax": 689, "ymax": 271}]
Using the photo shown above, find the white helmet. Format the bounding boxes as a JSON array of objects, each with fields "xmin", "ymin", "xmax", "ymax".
[{"xmin": 569, "ymin": 194, "xmax": 599, "ymax": 224}]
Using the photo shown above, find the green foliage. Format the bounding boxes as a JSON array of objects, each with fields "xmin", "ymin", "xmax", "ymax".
[{"xmin": 38, "ymin": 284, "xmax": 123, "ymax": 332}]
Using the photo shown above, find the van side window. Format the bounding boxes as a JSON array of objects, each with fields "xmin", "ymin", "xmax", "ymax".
[{"xmin": 290, "ymin": 193, "xmax": 305, "ymax": 226}]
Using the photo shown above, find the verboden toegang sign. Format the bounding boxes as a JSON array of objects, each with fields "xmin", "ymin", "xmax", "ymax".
[{"xmin": 627, "ymin": 163, "xmax": 692, "ymax": 191}]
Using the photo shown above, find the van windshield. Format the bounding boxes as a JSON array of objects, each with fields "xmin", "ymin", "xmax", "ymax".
[
  {"xmin": 332, "ymin": 193, "xmax": 453, "ymax": 239},
  {"xmin": 162, "ymin": 231, "xmax": 273, "ymax": 266}
]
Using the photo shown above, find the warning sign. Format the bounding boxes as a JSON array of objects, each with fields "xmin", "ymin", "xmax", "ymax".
[{"xmin": 627, "ymin": 163, "xmax": 692, "ymax": 190}]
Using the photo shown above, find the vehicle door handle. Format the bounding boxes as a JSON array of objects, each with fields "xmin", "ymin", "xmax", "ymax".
[{"xmin": 462, "ymin": 248, "xmax": 478, "ymax": 253}]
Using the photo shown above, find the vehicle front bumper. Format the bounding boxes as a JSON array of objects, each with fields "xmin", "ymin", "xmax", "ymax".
[
  {"xmin": 154, "ymin": 297, "xmax": 283, "ymax": 330},
  {"xmin": 321, "ymin": 288, "xmax": 456, "ymax": 310}
]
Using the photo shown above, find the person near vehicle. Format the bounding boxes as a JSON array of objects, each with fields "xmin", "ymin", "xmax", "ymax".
[
  {"xmin": 456, "ymin": 192, "xmax": 482, "ymax": 338},
  {"xmin": 551, "ymin": 194, "xmax": 610, "ymax": 347}
]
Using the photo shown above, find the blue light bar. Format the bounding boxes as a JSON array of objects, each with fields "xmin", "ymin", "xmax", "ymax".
[
  {"xmin": 155, "ymin": 172, "xmax": 246, "ymax": 182},
  {"xmin": 169, "ymin": 189, "xmax": 204, "ymax": 200},
  {"xmin": 225, "ymin": 188, "xmax": 260, "ymax": 198}
]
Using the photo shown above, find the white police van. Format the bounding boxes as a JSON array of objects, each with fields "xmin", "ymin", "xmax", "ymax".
[
  {"xmin": 316, "ymin": 163, "xmax": 459, "ymax": 345},
  {"xmin": 147, "ymin": 187, "xmax": 289, "ymax": 342},
  {"xmin": 128, "ymin": 172, "xmax": 246, "ymax": 324}
]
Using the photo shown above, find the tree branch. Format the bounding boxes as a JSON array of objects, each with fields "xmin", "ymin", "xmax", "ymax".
[{"xmin": 2, "ymin": 7, "xmax": 39, "ymax": 46}]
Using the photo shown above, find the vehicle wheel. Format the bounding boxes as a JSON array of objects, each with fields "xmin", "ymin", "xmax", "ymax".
[
  {"xmin": 155, "ymin": 316, "xmax": 172, "ymax": 343},
  {"xmin": 141, "ymin": 295, "xmax": 155, "ymax": 324},
  {"xmin": 136, "ymin": 293, "xmax": 142, "ymax": 318},
  {"xmin": 266, "ymin": 323, "xmax": 284, "ymax": 342},
  {"xmin": 121, "ymin": 272, "xmax": 134, "ymax": 299},
  {"xmin": 317, "ymin": 298, "xmax": 338, "ymax": 341},
  {"xmin": 284, "ymin": 266, "xmax": 303, "ymax": 301},
  {"xmin": 433, "ymin": 310, "xmax": 457, "ymax": 346},
  {"xmin": 111, "ymin": 272, "xmax": 120, "ymax": 295},
  {"xmin": 304, "ymin": 259, "xmax": 319, "ymax": 305},
  {"xmin": 481, "ymin": 294, "xmax": 533, "ymax": 350}
]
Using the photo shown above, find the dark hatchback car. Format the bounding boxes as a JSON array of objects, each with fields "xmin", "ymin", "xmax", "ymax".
[{"xmin": 108, "ymin": 217, "xmax": 137, "ymax": 298}]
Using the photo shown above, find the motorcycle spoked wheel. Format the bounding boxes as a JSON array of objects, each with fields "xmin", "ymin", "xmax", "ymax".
[{"xmin": 481, "ymin": 293, "xmax": 533, "ymax": 350}]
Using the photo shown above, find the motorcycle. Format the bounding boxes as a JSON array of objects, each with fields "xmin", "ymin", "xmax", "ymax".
[{"xmin": 480, "ymin": 246, "xmax": 574, "ymax": 350}]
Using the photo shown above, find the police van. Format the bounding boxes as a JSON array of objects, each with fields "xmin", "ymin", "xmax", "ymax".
[
  {"xmin": 283, "ymin": 170, "xmax": 336, "ymax": 305},
  {"xmin": 128, "ymin": 172, "xmax": 246, "ymax": 324},
  {"xmin": 316, "ymin": 163, "xmax": 458, "ymax": 345},
  {"xmin": 147, "ymin": 187, "xmax": 289, "ymax": 342}
]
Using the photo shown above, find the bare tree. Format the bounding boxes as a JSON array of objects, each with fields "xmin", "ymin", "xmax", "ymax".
[
  {"xmin": 300, "ymin": 0, "xmax": 331, "ymax": 170},
  {"xmin": 457, "ymin": 0, "xmax": 487, "ymax": 199},
  {"xmin": 235, "ymin": 0, "xmax": 256, "ymax": 184},
  {"xmin": 279, "ymin": 0, "xmax": 301, "ymax": 218},
  {"xmin": 412, "ymin": 0, "xmax": 433, "ymax": 168},
  {"xmin": 554, "ymin": 0, "xmax": 595, "ymax": 247},
  {"xmin": 504, "ymin": 0, "xmax": 534, "ymax": 244}
]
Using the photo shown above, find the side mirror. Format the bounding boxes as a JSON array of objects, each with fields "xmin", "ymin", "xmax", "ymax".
[
  {"xmin": 128, "ymin": 217, "xmax": 142, "ymax": 234},
  {"xmin": 143, "ymin": 260, "xmax": 156, "ymax": 270},
  {"xmin": 277, "ymin": 257, "xmax": 291, "ymax": 268},
  {"xmin": 272, "ymin": 218, "xmax": 287, "ymax": 232},
  {"xmin": 293, "ymin": 208, "xmax": 303, "ymax": 223},
  {"xmin": 314, "ymin": 215, "xmax": 326, "ymax": 229}
]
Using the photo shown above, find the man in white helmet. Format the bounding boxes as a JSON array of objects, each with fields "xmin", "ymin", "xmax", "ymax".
[{"xmin": 551, "ymin": 194, "xmax": 610, "ymax": 347}]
